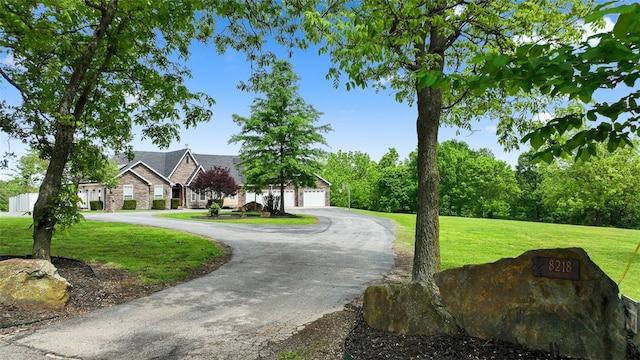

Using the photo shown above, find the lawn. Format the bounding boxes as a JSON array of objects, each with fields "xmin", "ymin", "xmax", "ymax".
[
  {"xmin": 156, "ymin": 211, "xmax": 317, "ymax": 225},
  {"xmin": 358, "ymin": 210, "xmax": 640, "ymax": 299},
  {"xmin": 0, "ymin": 218, "xmax": 224, "ymax": 284}
]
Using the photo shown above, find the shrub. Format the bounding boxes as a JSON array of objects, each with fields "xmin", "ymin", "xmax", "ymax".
[
  {"xmin": 208, "ymin": 203, "xmax": 220, "ymax": 217},
  {"xmin": 89, "ymin": 200, "xmax": 103, "ymax": 210},
  {"xmin": 152, "ymin": 199, "xmax": 166, "ymax": 210},
  {"xmin": 207, "ymin": 198, "xmax": 224, "ymax": 208},
  {"xmin": 263, "ymin": 192, "xmax": 280, "ymax": 215},
  {"xmin": 171, "ymin": 198, "xmax": 180, "ymax": 209},
  {"xmin": 122, "ymin": 199, "xmax": 137, "ymax": 210}
]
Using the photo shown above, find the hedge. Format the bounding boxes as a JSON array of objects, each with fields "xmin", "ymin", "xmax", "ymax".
[
  {"xmin": 89, "ymin": 200, "xmax": 103, "ymax": 211},
  {"xmin": 122, "ymin": 199, "xmax": 137, "ymax": 210},
  {"xmin": 171, "ymin": 198, "xmax": 180, "ymax": 209},
  {"xmin": 152, "ymin": 199, "xmax": 166, "ymax": 210}
]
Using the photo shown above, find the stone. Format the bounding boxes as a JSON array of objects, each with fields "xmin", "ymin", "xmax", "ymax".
[
  {"xmin": 435, "ymin": 247, "xmax": 627, "ymax": 360},
  {"xmin": 0, "ymin": 258, "xmax": 71, "ymax": 310},
  {"xmin": 623, "ymin": 295, "xmax": 640, "ymax": 348},
  {"xmin": 362, "ymin": 282, "xmax": 457, "ymax": 335}
]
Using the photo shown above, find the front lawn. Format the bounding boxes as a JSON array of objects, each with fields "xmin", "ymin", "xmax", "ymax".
[
  {"xmin": 359, "ymin": 210, "xmax": 640, "ymax": 299},
  {"xmin": 0, "ymin": 218, "xmax": 224, "ymax": 284}
]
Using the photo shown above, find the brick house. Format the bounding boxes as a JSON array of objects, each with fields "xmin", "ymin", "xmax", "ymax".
[{"xmin": 82, "ymin": 149, "xmax": 330, "ymax": 211}]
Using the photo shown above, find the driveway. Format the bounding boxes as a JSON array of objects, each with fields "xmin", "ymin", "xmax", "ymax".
[{"xmin": 0, "ymin": 208, "xmax": 395, "ymax": 359}]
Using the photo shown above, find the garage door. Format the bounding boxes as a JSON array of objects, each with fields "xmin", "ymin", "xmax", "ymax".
[
  {"xmin": 244, "ymin": 192, "xmax": 265, "ymax": 205},
  {"xmin": 284, "ymin": 190, "xmax": 295, "ymax": 208},
  {"xmin": 303, "ymin": 189, "xmax": 325, "ymax": 207}
]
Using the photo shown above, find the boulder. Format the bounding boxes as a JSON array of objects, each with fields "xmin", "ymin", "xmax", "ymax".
[
  {"xmin": 0, "ymin": 258, "xmax": 71, "ymax": 310},
  {"xmin": 435, "ymin": 248, "xmax": 627, "ymax": 360},
  {"xmin": 362, "ymin": 282, "xmax": 457, "ymax": 335}
]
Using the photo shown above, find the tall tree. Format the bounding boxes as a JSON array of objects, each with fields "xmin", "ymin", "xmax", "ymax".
[
  {"xmin": 230, "ymin": 60, "xmax": 331, "ymax": 214},
  {"xmin": 303, "ymin": 0, "xmax": 588, "ymax": 291},
  {"xmin": 0, "ymin": 1, "xmax": 302, "ymax": 260},
  {"xmin": 321, "ymin": 150, "xmax": 378, "ymax": 210},
  {"xmin": 537, "ymin": 144, "xmax": 640, "ymax": 228}
]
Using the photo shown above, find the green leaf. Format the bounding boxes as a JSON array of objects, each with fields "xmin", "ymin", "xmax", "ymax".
[
  {"xmin": 530, "ymin": 132, "xmax": 544, "ymax": 149},
  {"xmin": 614, "ymin": 12, "xmax": 634, "ymax": 39}
]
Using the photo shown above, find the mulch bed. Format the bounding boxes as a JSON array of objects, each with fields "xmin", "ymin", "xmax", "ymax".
[{"xmin": 343, "ymin": 310, "xmax": 640, "ymax": 360}]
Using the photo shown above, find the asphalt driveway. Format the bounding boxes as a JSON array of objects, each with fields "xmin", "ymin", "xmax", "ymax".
[{"xmin": 0, "ymin": 208, "xmax": 394, "ymax": 359}]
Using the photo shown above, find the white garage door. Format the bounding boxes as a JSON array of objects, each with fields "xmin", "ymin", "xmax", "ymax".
[
  {"xmin": 303, "ymin": 189, "xmax": 326, "ymax": 207},
  {"xmin": 244, "ymin": 192, "xmax": 265, "ymax": 205},
  {"xmin": 284, "ymin": 190, "xmax": 295, "ymax": 208}
]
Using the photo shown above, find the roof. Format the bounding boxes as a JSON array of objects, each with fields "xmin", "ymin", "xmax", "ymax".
[{"xmin": 116, "ymin": 149, "xmax": 244, "ymax": 185}]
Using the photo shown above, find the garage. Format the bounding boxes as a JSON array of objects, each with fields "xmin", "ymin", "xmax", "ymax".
[
  {"xmin": 284, "ymin": 190, "xmax": 296, "ymax": 208},
  {"xmin": 244, "ymin": 192, "xmax": 265, "ymax": 205},
  {"xmin": 303, "ymin": 189, "xmax": 326, "ymax": 207}
]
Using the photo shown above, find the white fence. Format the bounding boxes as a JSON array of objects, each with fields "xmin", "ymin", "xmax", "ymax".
[{"xmin": 9, "ymin": 193, "xmax": 39, "ymax": 212}]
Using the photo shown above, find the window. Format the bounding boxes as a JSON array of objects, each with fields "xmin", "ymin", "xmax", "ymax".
[
  {"xmin": 190, "ymin": 189, "xmax": 196, "ymax": 201},
  {"xmin": 200, "ymin": 191, "xmax": 206, "ymax": 201},
  {"xmin": 154, "ymin": 185, "xmax": 163, "ymax": 200},
  {"xmin": 123, "ymin": 185, "xmax": 134, "ymax": 200},
  {"xmin": 229, "ymin": 195, "xmax": 236, "ymax": 200}
]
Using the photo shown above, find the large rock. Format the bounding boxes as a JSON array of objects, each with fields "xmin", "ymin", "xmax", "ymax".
[
  {"xmin": 362, "ymin": 282, "xmax": 457, "ymax": 335},
  {"xmin": 435, "ymin": 248, "xmax": 627, "ymax": 360},
  {"xmin": 0, "ymin": 258, "xmax": 71, "ymax": 310}
]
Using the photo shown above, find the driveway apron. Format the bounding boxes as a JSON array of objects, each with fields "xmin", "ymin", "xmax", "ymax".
[{"xmin": 0, "ymin": 208, "xmax": 394, "ymax": 359}]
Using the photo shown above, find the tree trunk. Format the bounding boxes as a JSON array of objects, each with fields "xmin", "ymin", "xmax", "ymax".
[
  {"xmin": 412, "ymin": 84, "xmax": 443, "ymax": 288},
  {"xmin": 32, "ymin": 124, "xmax": 75, "ymax": 259},
  {"xmin": 32, "ymin": 1, "xmax": 119, "ymax": 260},
  {"xmin": 411, "ymin": 27, "xmax": 446, "ymax": 289}
]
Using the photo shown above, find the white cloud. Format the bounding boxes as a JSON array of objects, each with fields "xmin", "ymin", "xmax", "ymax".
[
  {"xmin": 124, "ymin": 93, "xmax": 139, "ymax": 105},
  {"xmin": 535, "ymin": 112, "xmax": 554, "ymax": 122},
  {"xmin": 484, "ymin": 125, "xmax": 497, "ymax": 133},
  {"xmin": 515, "ymin": 15, "xmax": 616, "ymax": 47},
  {"xmin": 0, "ymin": 53, "xmax": 23, "ymax": 69}
]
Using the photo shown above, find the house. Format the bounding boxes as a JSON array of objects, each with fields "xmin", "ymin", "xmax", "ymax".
[{"xmin": 79, "ymin": 148, "xmax": 331, "ymax": 211}]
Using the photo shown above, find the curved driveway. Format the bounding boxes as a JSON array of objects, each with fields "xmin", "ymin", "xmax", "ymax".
[{"xmin": 1, "ymin": 208, "xmax": 394, "ymax": 359}]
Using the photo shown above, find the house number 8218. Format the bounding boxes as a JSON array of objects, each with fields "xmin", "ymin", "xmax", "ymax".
[{"xmin": 549, "ymin": 259, "xmax": 572, "ymax": 273}]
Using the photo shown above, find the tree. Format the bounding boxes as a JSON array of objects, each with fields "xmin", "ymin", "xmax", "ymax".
[
  {"xmin": 190, "ymin": 166, "xmax": 239, "ymax": 203},
  {"xmin": 536, "ymin": 144, "xmax": 640, "ymax": 228},
  {"xmin": 374, "ymin": 148, "xmax": 417, "ymax": 213},
  {"xmin": 230, "ymin": 60, "xmax": 331, "ymax": 214},
  {"xmin": 303, "ymin": 0, "xmax": 588, "ymax": 290},
  {"xmin": 512, "ymin": 151, "xmax": 549, "ymax": 222},
  {"xmin": 0, "ymin": 1, "xmax": 303, "ymax": 260},
  {"xmin": 469, "ymin": 3, "xmax": 640, "ymax": 162},
  {"xmin": 13, "ymin": 150, "xmax": 49, "ymax": 192},
  {"xmin": 438, "ymin": 140, "xmax": 519, "ymax": 218},
  {"xmin": 321, "ymin": 151, "xmax": 379, "ymax": 210}
]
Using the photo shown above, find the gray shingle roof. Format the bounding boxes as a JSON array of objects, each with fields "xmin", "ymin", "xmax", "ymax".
[{"xmin": 116, "ymin": 149, "xmax": 244, "ymax": 184}]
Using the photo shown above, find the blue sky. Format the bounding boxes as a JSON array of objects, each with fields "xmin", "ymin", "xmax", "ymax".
[{"xmin": 0, "ymin": 7, "xmax": 625, "ymax": 179}]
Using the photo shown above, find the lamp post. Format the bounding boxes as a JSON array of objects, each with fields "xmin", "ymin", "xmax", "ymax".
[{"xmin": 341, "ymin": 183, "xmax": 351, "ymax": 210}]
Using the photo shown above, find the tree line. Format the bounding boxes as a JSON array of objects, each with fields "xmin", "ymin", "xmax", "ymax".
[{"xmin": 321, "ymin": 140, "xmax": 640, "ymax": 229}]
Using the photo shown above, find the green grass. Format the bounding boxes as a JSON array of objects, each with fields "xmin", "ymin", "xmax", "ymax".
[
  {"xmin": 357, "ymin": 210, "xmax": 640, "ymax": 299},
  {"xmin": 156, "ymin": 211, "xmax": 317, "ymax": 225},
  {"xmin": 0, "ymin": 218, "xmax": 224, "ymax": 285}
]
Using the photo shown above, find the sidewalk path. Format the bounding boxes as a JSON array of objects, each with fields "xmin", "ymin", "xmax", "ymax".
[{"xmin": 0, "ymin": 208, "xmax": 394, "ymax": 359}]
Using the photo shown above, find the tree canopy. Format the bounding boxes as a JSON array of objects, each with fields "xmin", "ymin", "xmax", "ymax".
[
  {"xmin": 0, "ymin": 1, "xmax": 304, "ymax": 259},
  {"xmin": 468, "ymin": 3, "xmax": 640, "ymax": 162},
  {"xmin": 190, "ymin": 166, "xmax": 239, "ymax": 201},
  {"xmin": 302, "ymin": 0, "xmax": 589, "ymax": 289},
  {"xmin": 230, "ymin": 60, "xmax": 331, "ymax": 213}
]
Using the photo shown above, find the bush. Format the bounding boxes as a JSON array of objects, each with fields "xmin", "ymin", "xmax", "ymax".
[
  {"xmin": 89, "ymin": 200, "xmax": 103, "ymax": 211},
  {"xmin": 122, "ymin": 199, "xmax": 137, "ymax": 210},
  {"xmin": 263, "ymin": 192, "xmax": 280, "ymax": 215},
  {"xmin": 152, "ymin": 199, "xmax": 166, "ymax": 210},
  {"xmin": 208, "ymin": 203, "xmax": 220, "ymax": 217},
  {"xmin": 207, "ymin": 198, "xmax": 224, "ymax": 208},
  {"xmin": 171, "ymin": 198, "xmax": 180, "ymax": 209}
]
